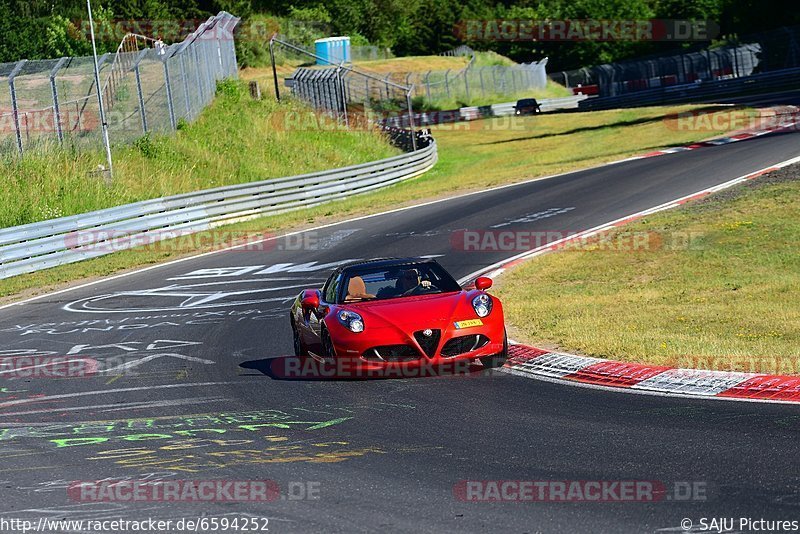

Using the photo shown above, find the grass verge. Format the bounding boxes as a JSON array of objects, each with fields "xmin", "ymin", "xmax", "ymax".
[
  {"xmin": 0, "ymin": 80, "xmax": 399, "ymax": 228},
  {"xmin": 496, "ymin": 164, "xmax": 800, "ymax": 373},
  {"xmin": 0, "ymin": 104, "xmax": 747, "ymax": 303}
]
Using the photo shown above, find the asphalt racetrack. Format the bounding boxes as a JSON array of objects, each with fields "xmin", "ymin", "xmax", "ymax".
[{"xmin": 1, "ymin": 129, "xmax": 799, "ymax": 533}]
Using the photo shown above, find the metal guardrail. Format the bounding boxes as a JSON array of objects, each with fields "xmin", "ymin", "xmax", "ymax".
[
  {"xmin": 0, "ymin": 141, "xmax": 437, "ymax": 279},
  {"xmin": 382, "ymin": 95, "xmax": 587, "ymax": 128},
  {"xmin": 579, "ymin": 67, "xmax": 800, "ymax": 111}
]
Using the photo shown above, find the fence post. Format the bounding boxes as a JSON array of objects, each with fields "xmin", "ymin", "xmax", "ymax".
[
  {"xmin": 49, "ymin": 57, "xmax": 68, "ymax": 144},
  {"xmin": 425, "ymin": 71, "xmax": 431, "ymax": 101},
  {"xmin": 8, "ymin": 60, "xmax": 27, "ymax": 156},
  {"xmin": 163, "ymin": 50, "xmax": 177, "ymax": 130},
  {"xmin": 406, "ymin": 86, "xmax": 416, "ymax": 152},
  {"xmin": 336, "ymin": 63, "xmax": 348, "ymax": 127},
  {"xmin": 444, "ymin": 69, "xmax": 450, "ymax": 97},
  {"xmin": 192, "ymin": 44, "xmax": 205, "ymax": 105},
  {"xmin": 199, "ymin": 41, "xmax": 209, "ymax": 101},
  {"xmin": 204, "ymin": 40, "xmax": 217, "ymax": 95},
  {"xmin": 133, "ymin": 50, "xmax": 149, "ymax": 133},
  {"xmin": 478, "ymin": 67, "xmax": 485, "ymax": 96},
  {"xmin": 464, "ymin": 69, "xmax": 470, "ymax": 101},
  {"xmin": 178, "ymin": 52, "xmax": 191, "ymax": 118}
]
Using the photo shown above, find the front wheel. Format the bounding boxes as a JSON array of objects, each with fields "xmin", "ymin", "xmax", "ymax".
[
  {"xmin": 321, "ymin": 325, "xmax": 337, "ymax": 363},
  {"xmin": 292, "ymin": 321, "xmax": 307, "ymax": 358},
  {"xmin": 480, "ymin": 330, "xmax": 508, "ymax": 368}
]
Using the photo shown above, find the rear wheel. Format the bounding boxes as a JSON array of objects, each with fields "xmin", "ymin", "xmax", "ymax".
[{"xmin": 480, "ymin": 330, "xmax": 508, "ymax": 368}]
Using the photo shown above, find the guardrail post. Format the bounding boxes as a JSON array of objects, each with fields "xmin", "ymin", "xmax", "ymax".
[
  {"xmin": 49, "ymin": 57, "xmax": 68, "ymax": 144},
  {"xmin": 132, "ymin": 50, "xmax": 149, "ymax": 133},
  {"xmin": 8, "ymin": 60, "xmax": 27, "ymax": 156}
]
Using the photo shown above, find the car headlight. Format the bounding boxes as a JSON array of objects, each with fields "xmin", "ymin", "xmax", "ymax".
[
  {"xmin": 337, "ymin": 310, "xmax": 364, "ymax": 333},
  {"xmin": 472, "ymin": 294, "xmax": 493, "ymax": 318}
]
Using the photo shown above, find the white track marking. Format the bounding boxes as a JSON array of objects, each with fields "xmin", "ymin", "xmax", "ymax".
[
  {"xmin": 0, "ymin": 397, "xmax": 228, "ymax": 417},
  {"xmin": 459, "ymin": 154, "xmax": 800, "ymax": 284},
  {"xmin": 98, "ymin": 353, "xmax": 215, "ymax": 373},
  {"xmin": 0, "ymin": 382, "xmax": 232, "ymax": 409}
]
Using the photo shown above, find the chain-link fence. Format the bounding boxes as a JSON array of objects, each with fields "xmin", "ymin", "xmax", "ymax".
[
  {"xmin": 0, "ymin": 11, "xmax": 239, "ymax": 158},
  {"xmin": 273, "ymin": 37, "xmax": 421, "ymax": 150},
  {"xmin": 550, "ymin": 25, "xmax": 800, "ymax": 97},
  {"xmin": 351, "ymin": 46, "xmax": 394, "ymax": 62},
  {"xmin": 402, "ymin": 60, "xmax": 549, "ymax": 102}
]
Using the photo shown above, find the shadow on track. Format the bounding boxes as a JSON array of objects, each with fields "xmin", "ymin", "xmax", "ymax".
[{"xmin": 240, "ymin": 356, "xmax": 489, "ymax": 381}]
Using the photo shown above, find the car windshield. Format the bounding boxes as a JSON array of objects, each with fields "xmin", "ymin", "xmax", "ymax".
[
  {"xmin": 340, "ymin": 263, "xmax": 461, "ymax": 303},
  {"xmin": 517, "ymin": 99, "xmax": 537, "ymax": 106}
]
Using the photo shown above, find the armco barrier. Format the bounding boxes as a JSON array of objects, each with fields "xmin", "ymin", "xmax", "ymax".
[
  {"xmin": 0, "ymin": 140, "xmax": 437, "ymax": 279},
  {"xmin": 382, "ymin": 95, "xmax": 587, "ymax": 128},
  {"xmin": 579, "ymin": 67, "xmax": 800, "ymax": 111}
]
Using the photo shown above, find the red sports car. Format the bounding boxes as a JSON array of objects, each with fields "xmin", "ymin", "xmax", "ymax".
[{"xmin": 289, "ymin": 257, "xmax": 507, "ymax": 375}]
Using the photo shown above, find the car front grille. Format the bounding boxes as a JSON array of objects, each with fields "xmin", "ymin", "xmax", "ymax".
[
  {"xmin": 413, "ymin": 329, "xmax": 442, "ymax": 358},
  {"xmin": 441, "ymin": 334, "xmax": 490, "ymax": 357},
  {"xmin": 363, "ymin": 345, "xmax": 420, "ymax": 362}
]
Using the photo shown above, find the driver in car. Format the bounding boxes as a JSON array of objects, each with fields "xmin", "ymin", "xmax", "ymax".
[
  {"xmin": 375, "ymin": 268, "xmax": 432, "ymax": 299},
  {"xmin": 397, "ymin": 268, "xmax": 432, "ymax": 296}
]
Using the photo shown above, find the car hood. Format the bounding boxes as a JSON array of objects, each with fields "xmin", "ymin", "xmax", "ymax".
[{"xmin": 344, "ymin": 292, "xmax": 474, "ymax": 329}]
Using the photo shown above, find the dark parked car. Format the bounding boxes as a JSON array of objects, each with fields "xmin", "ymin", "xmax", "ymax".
[{"xmin": 514, "ymin": 98, "xmax": 541, "ymax": 115}]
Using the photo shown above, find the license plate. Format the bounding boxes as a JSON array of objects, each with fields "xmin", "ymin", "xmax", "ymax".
[{"xmin": 454, "ymin": 319, "xmax": 483, "ymax": 329}]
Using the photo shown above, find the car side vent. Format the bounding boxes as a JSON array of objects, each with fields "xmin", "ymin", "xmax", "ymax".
[{"xmin": 414, "ymin": 329, "xmax": 441, "ymax": 358}]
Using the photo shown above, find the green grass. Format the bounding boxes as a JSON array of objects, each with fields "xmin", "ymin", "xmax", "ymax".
[
  {"xmin": 415, "ymin": 80, "xmax": 572, "ymax": 111},
  {"xmin": 240, "ymin": 51, "xmax": 570, "ymax": 112},
  {"xmin": 496, "ymin": 169, "xmax": 800, "ymax": 372},
  {"xmin": 0, "ymin": 103, "xmax": 749, "ymax": 303},
  {"xmin": 426, "ymin": 105, "xmax": 743, "ymax": 186},
  {"xmin": 0, "ymin": 80, "xmax": 399, "ymax": 228}
]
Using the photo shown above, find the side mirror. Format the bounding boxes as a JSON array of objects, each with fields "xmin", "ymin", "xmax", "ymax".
[
  {"xmin": 475, "ymin": 277, "xmax": 493, "ymax": 290},
  {"xmin": 301, "ymin": 291, "xmax": 320, "ymax": 309}
]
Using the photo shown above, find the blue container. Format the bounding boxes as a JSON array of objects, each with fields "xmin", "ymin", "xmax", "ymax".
[{"xmin": 315, "ymin": 37, "xmax": 351, "ymax": 65}]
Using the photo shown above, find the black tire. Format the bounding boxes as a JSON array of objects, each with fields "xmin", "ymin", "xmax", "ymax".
[
  {"xmin": 292, "ymin": 320, "xmax": 307, "ymax": 358},
  {"xmin": 321, "ymin": 325, "xmax": 337, "ymax": 362},
  {"xmin": 480, "ymin": 330, "xmax": 508, "ymax": 369}
]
